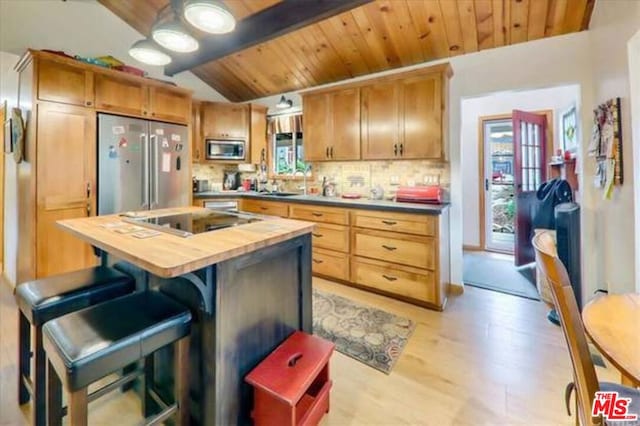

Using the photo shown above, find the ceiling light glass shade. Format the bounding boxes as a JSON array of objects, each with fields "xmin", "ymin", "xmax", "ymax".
[
  {"xmin": 277, "ymin": 95, "xmax": 293, "ymax": 109},
  {"xmin": 152, "ymin": 20, "xmax": 199, "ymax": 52},
  {"xmin": 128, "ymin": 39, "xmax": 172, "ymax": 66},
  {"xmin": 184, "ymin": 0, "xmax": 236, "ymax": 34}
]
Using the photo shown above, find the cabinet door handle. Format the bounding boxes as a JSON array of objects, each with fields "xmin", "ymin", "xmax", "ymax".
[
  {"xmin": 382, "ymin": 220, "xmax": 397, "ymax": 225},
  {"xmin": 312, "ymin": 233, "xmax": 323, "ymax": 238},
  {"xmin": 399, "ymin": 143, "xmax": 404, "ymax": 156},
  {"xmin": 260, "ymin": 206, "xmax": 268, "ymax": 210},
  {"xmin": 312, "ymin": 258, "xmax": 324, "ymax": 264},
  {"xmin": 394, "ymin": 144, "xmax": 398, "ymax": 156},
  {"xmin": 86, "ymin": 182, "xmax": 92, "ymax": 216},
  {"xmin": 382, "ymin": 274, "xmax": 397, "ymax": 282},
  {"xmin": 311, "ymin": 212, "xmax": 323, "ymax": 217},
  {"xmin": 382, "ymin": 245, "xmax": 397, "ymax": 251},
  {"xmin": 86, "ymin": 101, "xmax": 92, "ymax": 106},
  {"xmin": 326, "ymin": 147, "xmax": 329, "ymax": 158},
  {"xmin": 330, "ymin": 147, "xmax": 334, "ymax": 158}
]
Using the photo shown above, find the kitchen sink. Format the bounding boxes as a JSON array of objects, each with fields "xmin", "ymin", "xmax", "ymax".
[{"xmin": 260, "ymin": 192, "xmax": 299, "ymax": 197}]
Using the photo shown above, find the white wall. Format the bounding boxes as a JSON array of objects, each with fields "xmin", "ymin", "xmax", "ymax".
[
  {"xmin": 587, "ymin": 0, "xmax": 640, "ymax": 296},
  {"xmin": 461, "ymin": 85, "xmax": 581, "ymax": 248},
  {"xmin": 1, "ymin": 51, "xmax": 20, "ymax": 284},
  {"xmin": 631, "ymin": 30, "xmax": 640, "ymax": 293},
  {"xmin": 0, "ymin": 0, "xmax": 226, "ymax": 102}
]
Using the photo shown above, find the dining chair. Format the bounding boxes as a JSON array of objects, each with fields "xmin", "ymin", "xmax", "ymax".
[{"xmin": 532, "ymin": 230, "xmax": 640, "ymax": 426}]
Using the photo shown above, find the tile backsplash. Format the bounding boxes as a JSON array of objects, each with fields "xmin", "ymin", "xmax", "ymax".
[{"xmin": 193, "ymin": 160, "xmax": 449, "ymax": 199}]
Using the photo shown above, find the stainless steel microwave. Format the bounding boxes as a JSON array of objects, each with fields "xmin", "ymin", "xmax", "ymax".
[{"xmin": 205, "ymin": 139, "xmax": 246, "ymax": 160}]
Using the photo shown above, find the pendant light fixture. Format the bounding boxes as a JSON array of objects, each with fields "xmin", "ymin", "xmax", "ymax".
[
  {"xmin": 184, "ymin": 0, "xmax": 236, "ymax": 34},
  {"xmin": 276, "ymin": 95, "xmax": 293, "ymax": 109},
  {"xmin": 128, "ymin": 39, "xmax": 172, "ymax": 66},
  {"xmin": 152, "ymin": 20, "xmax": 199, "ymax": 53}
]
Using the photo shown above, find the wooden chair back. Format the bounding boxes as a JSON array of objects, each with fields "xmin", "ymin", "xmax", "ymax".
[{"xmin": 532, "ymin": 230, "xmax": 601, "ymax": 426}]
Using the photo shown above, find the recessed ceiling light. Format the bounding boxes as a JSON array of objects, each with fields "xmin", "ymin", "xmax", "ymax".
[
  {"xmin": 184, "ymin": 0, "xmax": 236, "ymax": 34},
  {"xmin": 128, "ymin": 39, "xmax": 172, "ymax": 66},
  {"xmin": 152, "ymin": 20, "xmax": 199, "ymax": 53}
]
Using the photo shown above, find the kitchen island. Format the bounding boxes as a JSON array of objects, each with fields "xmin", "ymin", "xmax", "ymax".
[{"xmin": 57, "ymin": 207, "xmax": 315, "ymax": 425}]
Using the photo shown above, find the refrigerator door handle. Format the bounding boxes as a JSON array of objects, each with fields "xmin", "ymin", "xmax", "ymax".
[
  {"xmin": 141, "ymin": 133, "xmax": 149, "ymax": 208},
  {"xmin": 150, "ymin": 134, "xmax": 159, "ymax": 208}
]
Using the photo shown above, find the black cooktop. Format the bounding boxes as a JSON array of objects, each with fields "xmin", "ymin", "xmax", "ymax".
[{"xmin": 129, "ymin": 210, "xmax": 262, "ymax": 237}]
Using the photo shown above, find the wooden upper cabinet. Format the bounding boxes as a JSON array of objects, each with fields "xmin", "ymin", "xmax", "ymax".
[
  {"xmin": 303, "ymin": 93, "xmax": 330, "ymax": 161},
  {"xmin": 94, "ymin": 73, "xmax": 147, "ymax": 117},
  {"xmin": 361, "ymin": 81, "xmax": 400, "ymax": 160},
  {"xmin": 149, "ymin": 86, "xmax": 190, "ymax": 124},
  {"xmin": 35, "ymin": 102, "xmax": 97, "ymax": 277},
  {"xmin": 330, "ymin": 88, "xmax": 360, "ymax": 160},
  {"xmin": 401, "ymin": 74, "xmax": 443, "ymax": 159},
  {"xmin": 37, "ymin": 58, "xmax": 94, "ymax": 107},
  {"xmin": 191, "ymin": 100, "xmax": 202, "ymax": 163},
  {"xmin": 202, "ymin": 102, "xmax": 249, "ymax": 139},
  {"xmin": 250, "ymin": 104, "xmax": 268, "ymax": 164}
]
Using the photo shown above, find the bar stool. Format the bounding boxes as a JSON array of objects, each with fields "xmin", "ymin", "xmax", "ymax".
[
  {"xmin": 43, "ymin": 291, "xmax": 192, "ymax": 426},
  {"xmin": 14, "ymin": 266, "xmax": 135, "ymax": 426}
]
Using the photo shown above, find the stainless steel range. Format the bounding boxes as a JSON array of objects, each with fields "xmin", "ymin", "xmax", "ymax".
[{"xmin": 126, "ymin": 210, "xmax": 262, "ymax": 237}]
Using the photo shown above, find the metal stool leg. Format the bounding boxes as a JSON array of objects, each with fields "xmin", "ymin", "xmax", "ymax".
[
  {"xmin": 46, "ymin": 360, "xmax": 63, "ymax": 426},
  {"xmin": 18, "ymin": 312, "xmax": 31, "ymax": 405},
  {"xmin": 142, "ymin": 355, "xmax": 156, "ymax": 418},
  {"xmin": 174, "ymin": 336, "xmax": 190, "ymax": 426}
]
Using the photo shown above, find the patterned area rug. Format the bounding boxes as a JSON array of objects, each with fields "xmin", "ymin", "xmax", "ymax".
[{"xmin": 312, "ymin": 289, "xmax": 416, "ymax": 374}]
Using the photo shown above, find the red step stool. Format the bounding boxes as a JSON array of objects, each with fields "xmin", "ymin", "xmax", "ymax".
[{"xmin": 245, "ymin": 331, "xmax": 335, "ymax": 426}]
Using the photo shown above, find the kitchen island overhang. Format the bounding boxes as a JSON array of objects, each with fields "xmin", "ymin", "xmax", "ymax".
[{"xmin": 57, "ymin": 207, "xmax": 316, "ymax": 425}]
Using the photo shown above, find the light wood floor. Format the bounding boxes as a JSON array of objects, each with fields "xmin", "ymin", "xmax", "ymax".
[{"xmin": 0, "ymin": 276, "xmax": 618, "ymax": 425}]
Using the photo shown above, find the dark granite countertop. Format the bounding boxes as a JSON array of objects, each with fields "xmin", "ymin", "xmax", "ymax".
[{"xmin": 193, "ymin": 191, "xmax": 449, "ymax": 214}]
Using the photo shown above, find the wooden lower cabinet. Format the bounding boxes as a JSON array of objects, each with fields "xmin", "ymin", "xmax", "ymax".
[
  {"xmin": 312, "ymin": 248, "xmax": 350, "ymax": 281},
  {"xmin": 240, "ymin": 199, "xmax": 289, "ymax": 218},
  {"xmin": 351, "ymin": 257, "xmax": 437, "ymax": 305},
  {"xmin": 289, "ymin": 204, "xmax": 349, "ymax": 225},
  {"xmin": 353, "ymin": 229, "xmax": 435, "ymax": 270},
  {"xmin": 312, "ymin": 223, "xmax": 349, "ymax": 253}
]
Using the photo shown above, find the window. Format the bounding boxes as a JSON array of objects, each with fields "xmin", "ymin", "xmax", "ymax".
[{"xmin": 268, "ymin": 113, "xmax": 311, "ymax": 178}]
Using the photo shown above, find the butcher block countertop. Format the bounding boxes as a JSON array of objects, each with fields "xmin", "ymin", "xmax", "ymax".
[{"xmin": 57, "ymin": 207, "xmax": 315, "ymax": 278}]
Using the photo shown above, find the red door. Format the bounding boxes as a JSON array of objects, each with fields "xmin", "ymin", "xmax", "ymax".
[{"xmin": 513, "ymin": 110, "xmax": 547, "ymax": 266}]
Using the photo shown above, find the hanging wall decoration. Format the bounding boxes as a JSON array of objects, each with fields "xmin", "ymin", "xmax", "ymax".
[{"xmin": 588, "ymin": 98, "xmax": 622, "ymax": 199}]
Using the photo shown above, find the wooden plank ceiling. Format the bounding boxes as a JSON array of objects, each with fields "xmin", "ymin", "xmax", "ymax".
[{"xmin": 99, "ymin": 0, "xmax": 595, "ymax": 102}]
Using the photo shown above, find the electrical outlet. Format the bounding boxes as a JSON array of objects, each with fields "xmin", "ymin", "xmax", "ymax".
[{"xmin": 390, "ymin": 175, "xmax": 400, "ymax": 185}]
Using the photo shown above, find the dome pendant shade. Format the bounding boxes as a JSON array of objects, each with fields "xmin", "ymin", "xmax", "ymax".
[
  {"xmin": 184, "ymin": 0, "xmax": 236, "ymax": 34},
  {"xmin": 277, "ymin": 95, "xmax": 293, "ymax": 109},
  {"xmin": 128, "ymin": 39, "xmax": 172, "ymax": 66},
  {"xmin": 152, "ymin": 20, "xmax": 199, "ymax": 53}
]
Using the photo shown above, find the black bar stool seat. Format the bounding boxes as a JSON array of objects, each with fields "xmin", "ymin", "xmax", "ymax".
[
  {"xmin": 43, "ymin": 291, "xmax": 192, "ymax": 426},
  {"xmin": 14, "ymin": 266, "xmax": 134, "ymax": 426},
  {"xmin": 15, "ymin": 266, "xmax": 134, "ymax": 326}
]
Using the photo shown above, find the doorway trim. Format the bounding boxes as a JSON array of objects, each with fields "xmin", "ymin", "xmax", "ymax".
[{"xmin": 477, "ymin": 110, "xmax": 554, "ymax": 253}]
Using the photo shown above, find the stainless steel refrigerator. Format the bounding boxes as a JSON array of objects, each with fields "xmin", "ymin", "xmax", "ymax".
[{"xmin": 98, "ymin": 113, "xmax": 190, "ymax": 215}]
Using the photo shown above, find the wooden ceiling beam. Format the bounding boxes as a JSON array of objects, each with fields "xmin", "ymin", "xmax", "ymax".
[{"xmin": 164, "ymin": 0, "xmax": 374, "ymax": 76}]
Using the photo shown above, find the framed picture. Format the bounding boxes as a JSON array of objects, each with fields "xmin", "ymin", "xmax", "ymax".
[
  {"xmin": 561, "ymin": 104, "xmax": 579, "ymax": 153},
  {"xmin": 3, "ymin": 117, "xmax": 12, "ymax": 153}
]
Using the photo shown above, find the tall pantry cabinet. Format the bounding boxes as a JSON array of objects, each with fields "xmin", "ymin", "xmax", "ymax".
[{"xmin": 11, "ymin": 50, "xmax": 192, "ymax": 283}]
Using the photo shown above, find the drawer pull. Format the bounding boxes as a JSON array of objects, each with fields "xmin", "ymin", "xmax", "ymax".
[
  {"xmin": 382, "ymin": 245, "xmax": 397, "ymax": 251},
  {"xmin": 381, "ymin": 220, "xmax": 397, "ymax": 225},
  {"xmin": 312, "ymin": 258, "xmax": 324, "ymax": 264},
  {"xmin": 312, "ymin": 233, "xmax": 323, "ymax": 238},
  {"xmin": 260, "ymin": 206, "xmax": 268, "ymax": 210},
  {"xmin": 311, "ymin": 212, "xmax": 323, "ymax": 217},
  {"xmin": 382, "ymin": 274, "xmax": 397, "ymax": 282}
]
